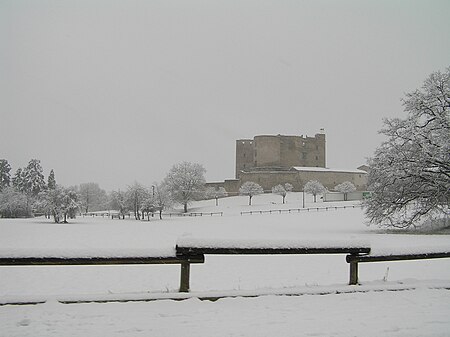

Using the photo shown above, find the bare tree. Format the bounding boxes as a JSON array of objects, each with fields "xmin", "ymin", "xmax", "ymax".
[
  {"xmin": 110, "ymin": 190, "xmax": 128, "ymax": 219},
  {"xmin": 79, "ymin": 182, "xmax": 108, "ymax": 214},
  {"xmin": 239, "ymin": 181, "xmax": 264, "ymax": 205},
  {"xmin": 164, "ymin": 162, "xmax": 206, "ymax": 213},
  {"xmin": 364, "ymin": 68, "xmax": 450, "ymax": 228},
  {"xmin": 304, "ymin": 180, "xmax": 327, "ymax": 202},
  {"xmin": 152, "ymin": 183, "xmax": 173, "ymax": 219},
  {"xmin": 126, "ymin": 182, "xmax": 148, "ymax": 220}
]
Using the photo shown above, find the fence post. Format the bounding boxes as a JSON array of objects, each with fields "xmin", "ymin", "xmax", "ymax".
[
  {"xmin": 180, "ymin": 261, "xmax": 191, "ymax": 292},
  {"xmin": 349, "ymin": 255, "xmax": 359, "ymax": 285}
]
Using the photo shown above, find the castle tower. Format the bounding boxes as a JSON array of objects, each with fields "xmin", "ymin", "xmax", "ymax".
[
  {"xmin": 235, "ymin": 132, "xmax": 326, "ymax": 178},
  {"xmin": 235, "ymin": 139, "xmax": 255, "ymax": 178}
]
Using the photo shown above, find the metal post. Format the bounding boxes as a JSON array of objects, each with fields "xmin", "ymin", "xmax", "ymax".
[{"xmin": 179, "ymin": 261, "xmax": 191, "ymax": 292}]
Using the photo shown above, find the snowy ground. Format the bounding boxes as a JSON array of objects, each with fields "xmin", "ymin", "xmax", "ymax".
[{"xmin": 1, "ymin": 193, "xmax": 450, "ymax": 336}]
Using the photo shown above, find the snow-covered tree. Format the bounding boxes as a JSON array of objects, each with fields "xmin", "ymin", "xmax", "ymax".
[
  {"xmin": 334, "ymin": 181, "xmax": 356, "ymax": 201},
  {"xmin": 285, "ymin": 183, "xmax": 294, "ymax": 193},
  {"xmin": 272, "ymin": 184, "xmax": 287, "ymax": 204},
  {"xmin": 38, "ymin": 186, "xmax": 80, "ymax": 223},
  {"xmin": 140, "ymin": 195, "xmax": 156, "ymax": 221},
  {"xmin": 365, "ymin": 68, "xmax": 450, "ymax": 229},
  {"xmin": 205, "ymin": 186, "xmax": 228, "ymax": 206},
  {"xmin": 0, "ymin": 187, "xmax": 28, "ymax": 218},
  {"xmin": 79, "ymin": 182, "xmax": 108, "ymax": 214},
  {"xmin": 0, "ymin": 159, "xmax": 11, "ymax": 191},
  {"xmin": 12, "ymin": 168, "xmax": 26, "ymax": 193},
  {"xmin": 239, "ymin": 181, "xmax": 264, "ymax": 205},
  {"xmin": 304, "ymin": 180, "xmax": 327, "ymax": 202},
  {"xmin": 164, "ymin": 161, "xmax": 206, "ymax": 213},
  {"xmin": 110, "ymin": 190, "xmax": 129, "ymax": 219},
  {"xmin": 47, "ymin": 169, "xmax": 56, "ymax": 190},
  {"xmin": 127, "ymin": 182, "xmax": 148, "ymax": 220},
  {"xmin": 23, "ymin": 159, "xmax": 46, "ymax": 197},
  {"xmin": 152, "ymin": 183, "xmax": 173, "ymax": 219}
]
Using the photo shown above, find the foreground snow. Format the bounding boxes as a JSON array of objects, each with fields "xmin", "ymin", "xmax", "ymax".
[
  {"xmin": 2, "ymin": 288, "xmax": 450, "ymax": 337},
  {"xmin": 1, "ymin": 194, "xmax": 449, "ymax": 336}
]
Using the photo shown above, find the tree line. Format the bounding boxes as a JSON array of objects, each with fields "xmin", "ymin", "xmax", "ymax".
[
  {"xmin": 0, "ymin": 161, "xmax": 207, "ymax": 222},
  {"xmin": 239, "ymin": 180, "xmax": 357, "ymax": 206},
  {"xmin": 0, "ymin": 158, "xmax": 357, "ymax": 221}
]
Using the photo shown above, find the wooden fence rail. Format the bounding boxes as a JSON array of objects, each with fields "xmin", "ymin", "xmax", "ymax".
[
  {"xmin": 2, "ymin": 244, "xmax": 450, "ymax": 305},
  {"xmin": 165, "ymin": 212, "xmax": 223, "ymax": 217},
  {"xmin": 241, "ymin": 204, "xmax": 361, "ymax": 216},
  {"xmin": 346, "ymin": 252, "xmax": 450, "ymax": 285},
  {"xmin": 0, "ymin": 255, "xmax": 205, "ymax": 293}
]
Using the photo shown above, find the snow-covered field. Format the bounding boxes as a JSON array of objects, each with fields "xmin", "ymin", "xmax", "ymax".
[{"xmin": 1, "ymin": 193, "xmax": 450, "ymax": 336}]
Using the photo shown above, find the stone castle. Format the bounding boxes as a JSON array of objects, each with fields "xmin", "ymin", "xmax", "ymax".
[
  {"xmin": 235, "ymin": 133, "xmax": 326, "ymax": 178},
  {"xmin": 206, "ymin": 132, "xmax": 368, "ymax": 194}
]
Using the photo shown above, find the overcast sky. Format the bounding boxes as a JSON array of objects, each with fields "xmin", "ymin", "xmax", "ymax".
[{"xmin": 1, "ymin": 0, "xmax": 449, "ymax": 191}]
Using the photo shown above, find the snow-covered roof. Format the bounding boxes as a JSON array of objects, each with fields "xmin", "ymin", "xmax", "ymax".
[{"xmin": 290, "ymin": 167, "xmax": 368, "ymax": 174}]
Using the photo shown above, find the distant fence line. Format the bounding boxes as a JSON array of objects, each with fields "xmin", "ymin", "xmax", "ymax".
[
  {"xmin": 83, "ymin": 211, "xmax": 223, "ymax": 218},
  {"xmin": 240, "ymin": 204, "xmax": 362, "ymax": 216},
  {"xmin": 164, "ymin": 212, "xmax": 223, "ymax": 217}
]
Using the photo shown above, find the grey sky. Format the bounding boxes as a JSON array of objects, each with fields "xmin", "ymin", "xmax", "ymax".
[{"xmin": 1, "ymin": 0, "xmax": 449, "ymax": 191}]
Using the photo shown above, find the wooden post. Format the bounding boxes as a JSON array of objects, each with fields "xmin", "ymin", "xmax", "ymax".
[
  {"xmin": 349, "ymin": 256, "xmax": 359, "ymax": 285},
  {"xmin": 179, "ymin": 261, "xmax": 191, "ymax": 292}
]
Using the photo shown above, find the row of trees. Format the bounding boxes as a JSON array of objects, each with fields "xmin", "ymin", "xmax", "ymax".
[
  {"xmin": 239, "ymin": 180, "xmax": 356, "ymax": 205},
  {"xmin": 0, "ymin": 158, "xmax": 358, "ymax": 220},
  {"xmin": 0, "ymin": 159, "xmax": 81, "ymax": 222},
  {"xmin": 0, "ymin": 160, "xmax": 210, "ymax": 221},
  {"xmin": 0, "ymin": 159, "xmax": 50, "ymax": 218}
]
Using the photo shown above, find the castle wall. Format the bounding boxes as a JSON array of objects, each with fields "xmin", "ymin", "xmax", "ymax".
[
  {"xmin": 236, "ymin": 169, "xmax": 367, "ymax": 193},
  {"xmin": 254, "ymin": 136, "xmax": 281, "ymax": 168}
]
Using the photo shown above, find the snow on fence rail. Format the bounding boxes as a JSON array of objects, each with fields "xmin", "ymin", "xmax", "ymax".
[{"xmin": 240, "ymin": 204, "xmax": 361, "ymax": 215}]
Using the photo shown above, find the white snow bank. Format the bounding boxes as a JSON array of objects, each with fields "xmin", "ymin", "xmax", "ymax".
[
  {"xmin": 370, "ymin": 245, "xmax": 450, "ymax": 256},
  {"xmin": 0, "ymin": 247, "xmax": 176, "ymax": 259},
  {"xmin": 177, "ymin": 237, "xmax": 370, "ymax": 249}
]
